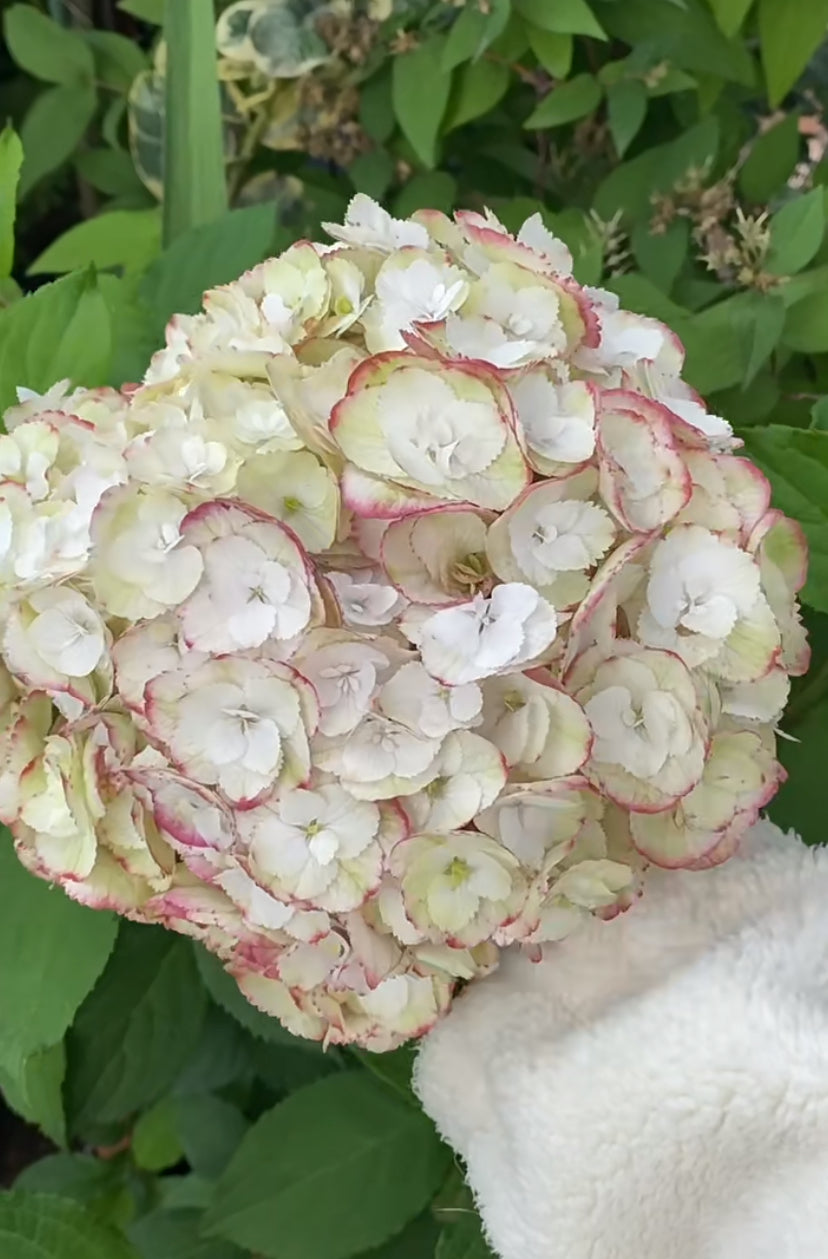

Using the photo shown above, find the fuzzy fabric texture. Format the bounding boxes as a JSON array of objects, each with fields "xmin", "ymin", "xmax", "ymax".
[{"xmin": 415, "ymin": 820, "xmax": 828, "ymax": 1259}]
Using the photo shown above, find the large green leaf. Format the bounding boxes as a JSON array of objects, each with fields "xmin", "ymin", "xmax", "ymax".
[
  {"xmin": 594, "ymin": 117, "xmax": 719, "ymax": 222},
  {"xmin": 0, "ymin": 127, "xmax": 23, "ymax": 279},
  {"xmin": 392, "ymin": 37, "xmax": 453, "ymax": 168},
  {"xmin": 0, "ymin": 269, "xmax": 113, "ymax": 412},
  {"xmin": 15, "ymin": 1153, "xmax": 120, "ymax": 1208},
  {"xmin": 163, "ymin": 0, "xmax": 228, "ymax": 243},
  {"xmin": 0, "ymin": 1042, "xmax": 66, "ymax": 1147},
  {"xmin": 19, "ymin": 82, "xmax": 97, "ymax": 197},
  {"xmin": 173, "ymin": 1094, "xmax": 250, "ymax": 1180},
  {"xmin": 759, "ymin": 0, "xmax": 828, "ymax": 106},
  {"xmin": 708, "ymin": 0, "xmax": 755, "ymax": 36},
  {"xmin": 596, "ymin": 0, "xmax": 755, "ymax": 83},
  {"xmin": 738, "ymin": 113, "xmax": 801, "ymax": 204},
  {"xmin": 442, "ymin": 0, "xmax": 511, "ymax": 69},
  {"xmin": 765, "ymin": 189, "xmax": 826, "ymax": 277},
  {"xmin": 142, "ymin": 204, "xmax": 281, "ymax": 340},
  {"xmin": 607, "ymin": 79, "xmax": 647, "ymax": 157},
  {"xmin": 67, "ymin": 924, "xmax": 207, "ymax": 1131},
  {"xmin": 29, "ymin": 210, "xmax": 162, "ymax": 276},
  {"xmin": 81, "ymin": 29, "xmax": 147, "ymax": 92},
  {"xmin": 436, "ymin": 1213, "xmax": 496, "ymax": 1259},
  {"xmin": 516, "ymin": 0, "xmax": 606, "ymax": 39},
  {"xmin": 130, "ymin": 1210, "xmax": 244, "ymax": 1259},
  {"xmin": 524, "ymin": 74, "xmax": 603, "ymax": 129},
  {"xmin": 782, "ymin": 288, "xmax": 828, "ymax": 355},
  {"xmin": 445, "ymin": 61, "xmax": 510, "ymax": 132},
  {"xmin": 203, "ymin": 1073, "xmax": 451, "ymax": 1259},
  {"xmin": 0, "ymin": 835, "xmax": 116, "ymax": 1060},
  {"xmin": 0, "ymin": 1193, "xmax": 140, "ymax": 1259},
  {"xmin": 3, "ymin": 5, "xmax": 94, "ymax": 84},
  {"xmin": 740, "ymin": 425, "xmax": 828, "ymax": 612}
]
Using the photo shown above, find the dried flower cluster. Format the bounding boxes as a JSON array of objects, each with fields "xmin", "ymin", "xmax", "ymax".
[{"xmin": 0, "ymin": 197, "xmax": 807, "ymax": 1050}]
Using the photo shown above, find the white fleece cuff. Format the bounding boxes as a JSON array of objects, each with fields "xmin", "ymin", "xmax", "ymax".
[{"xmin": 415, "ymin": 820, "xmax": 828, "ymax": 1259}]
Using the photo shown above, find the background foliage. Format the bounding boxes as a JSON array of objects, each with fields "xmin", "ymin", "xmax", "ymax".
[{"xmin": 1, "ymin": 0, "xmax": 828, "ymax": 1255}]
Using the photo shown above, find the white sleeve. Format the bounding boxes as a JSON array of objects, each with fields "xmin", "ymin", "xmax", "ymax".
[{"xmin": 415, "ymin": 820, "xmax": 828, "ymax": 1259}]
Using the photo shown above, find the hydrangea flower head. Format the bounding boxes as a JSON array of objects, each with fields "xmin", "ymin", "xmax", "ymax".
[{"xmin": 0, "ymin": 198, "xmax": 806, "ymax": 1051}]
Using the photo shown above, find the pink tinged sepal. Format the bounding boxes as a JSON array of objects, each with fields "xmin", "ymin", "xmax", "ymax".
[{"xmin": 596, "ymin": 389, "xmax": 691, "ymax": 532}]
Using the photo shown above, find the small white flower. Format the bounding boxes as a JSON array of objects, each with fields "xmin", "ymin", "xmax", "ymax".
[
  {"xmin": 146, "ymin": 656, "xmax": 316, "ymax": 805},
  {"xmin": 4, "ymin": 587, "xmax": 105, "ymax": 682},
  {"xmin": 379, "ymin": 662, "xmax": 482, "ymax": 739},
  {"xmin": 390, "ymin": 830, "xmax": 526, "ymax": 946},
  {"xmin": 578, "ymin": 647, "xmax": 707, "ymax": 811},
  {"xmin": 510, "ymin": 373, "xmax": 596, "ymax": 469},
  {"xmin": 177, "ymin": 501, "xmax": 317, "ymax": 653},
  {"xmin": 337, "ymin": 713, "xmax": 443, "ymax": 800},
  {"xmin": 90, "ymin": 486, "xmax": 204, "ymax": 621},
  {"xmin": 241, "ymin": 784, "xmax": 382, "ymax": 911},
  {"xmin": 639, "ymin": 525, "xmax": 780, "ymax": 679},
  {"xmin": 328, "ymin": 570, "xmax": 402, "ymax": 626},
  {"xmin": 295, "ymin": 635, "xmax": 389, "ymax": 738},
  {"xmin": 420, "ymin": 583, "xmax": 558, "ymax": 685},
  {"xmin": 323, "ymin": 194, "xmax": 430, "ymax": 251}
]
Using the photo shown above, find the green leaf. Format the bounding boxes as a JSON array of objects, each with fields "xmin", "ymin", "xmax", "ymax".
[
  {"xmin": 0, "ymin": 835, "xmax": 116, "ymax": 1059},
  {"xmin": 594, "ymin": 116, "xmax": 720, "ymax": 222},
  {"xmin": 204, "ymin": 1073, "xmax": 451, "ymax": 1259},
  {"xmin": 759, "ymin": 0, "xmax": 828, "ymax": 106},
  {"xmin": 631, "ymin": 219, "xmax": 688, "ymax": 292},
  {"xmin": 29, "ymin": 210, "xmax": 162, "ymax": 276},
  {"xmin": 173, "ymin": 1005, "xmax": 253, "ymax": 1097},
  {"xmin": 772, "ymin": 693, "xmax": 828, "ymax": 840},
  {"xmin": 67, "ymin": 925, "xmax": 207, "ymax": 1131},
  {"xmin": 516, "ymin": 0, "xmax": 607, "ymax": 39},
  {"xmin": 163, "ymin": 0, "xmax": 228, "ymax": 244},
  {"xmin": 436, "ymin": 1212, "xmax": 495, "ymax": 1259},
  {"xmin": 15, "ymin": 1154, "xmax": 118, "ymax": 1207},
  {"xmin": 133, "ymin": 1098, "xmax": 186, "ymax": 1173},
  {"xmin": 782, "ymin": 288, "xmax": 828, "ymax": 354},
  {"xmin": 75, "ymin": 148, "xmax": 148, "ymax": 199},
  {"xmin": 174, "ymin": 1094, "xmax": 249, "ymax": 1179},
  {"xmin": 82, "ymin": 30, "xmax": 148, "ymax": 91},
  {"xmin": 394, "ymin": 172, "xmax": 457, "ymax": 220},
  {"xmin": 19, "ymin": 82, "xmax": 97, "ymax": 197},
  {"xmin": 743, "ymin": 291, "xmax": 786, "ymax": 386},
  {"xmin": 811, "ymin": 397, "xmax": 828, "ymax": 431},
  {"xmin": 118, "ymin": 0, "xmax": 164, "ymax": 22},
  {"xmin": 525, "ymin": 73, "xmax": 602, "ymax": 129},
  {"xmin": 739, "ymin": 114, "xmax": 801, "ymax": 204},
  {"xmin": 0, "ymin": 1042, "xmax": 66, "ymax": 1147},
  {"xmin": 349, "ymin": 150, "xmax": 395, "ymax": 201},
  {"xmin": 0, "ymin": 1192, "xmax": 140, "ymax": 1259},
  {"xmin": 442, "ymin": 0, "xmax": 511, "ymax": 70},
  {"xmin": 350, "ymin": 1045, "xmax": 417, "ymax": 1107},
  {"xmin": 361, "ymin": 1213, "xmax": 440, "ymax": 1259},
  {"xmin": 130, "ymin": 1210, "xmax": 244, "ymax": 1259},
  {"xmin": 766, "ymin": 189, "xmax": 826, "ymax": 277},
  {"xmin": 142, "ymin": 204, "xmax": 281, "ymax": 340},
  {"xmin": 392, "ymin": 38, "xmax": 453, "ymax": 169},
  {"xmin": 193, "ymin": 944, "xmax": 318, "ymax": 1049},
  {"xmin": 359, "ymin": 68, "xmax": 395, "ymax": 144},
  {"xmin": 740, "ymin": 425, "xmax": 828, "ymax": 612},
  {"xmin": 607, "ymin": 79, "xmax": 648, "ymax": 156},
  {"xmin": 598, "ymin": 0, "xmax": 754, "ymax": 84},
  {"xmin": 0, "ymin": 127, "xmax": 23, "ymax": 279},
  {"xmin": 526, "ymin": 27, "xmax": 573, "ymax": 77},
  {"xmin": 707, "ymin": 0, "xmax": 754, "ymax": 36},
  {"xmin": 3, "ymin": 5, "xmax": 94, "ymax": 84},
  {"xmin": 445, "ymin": 60, "xmax": 510, "ymax": 132}
]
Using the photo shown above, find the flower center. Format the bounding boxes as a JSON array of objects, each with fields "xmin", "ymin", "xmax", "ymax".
[{"xmin": 446, "ymin": 856, "xmax": 471, "ymax": 887}]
